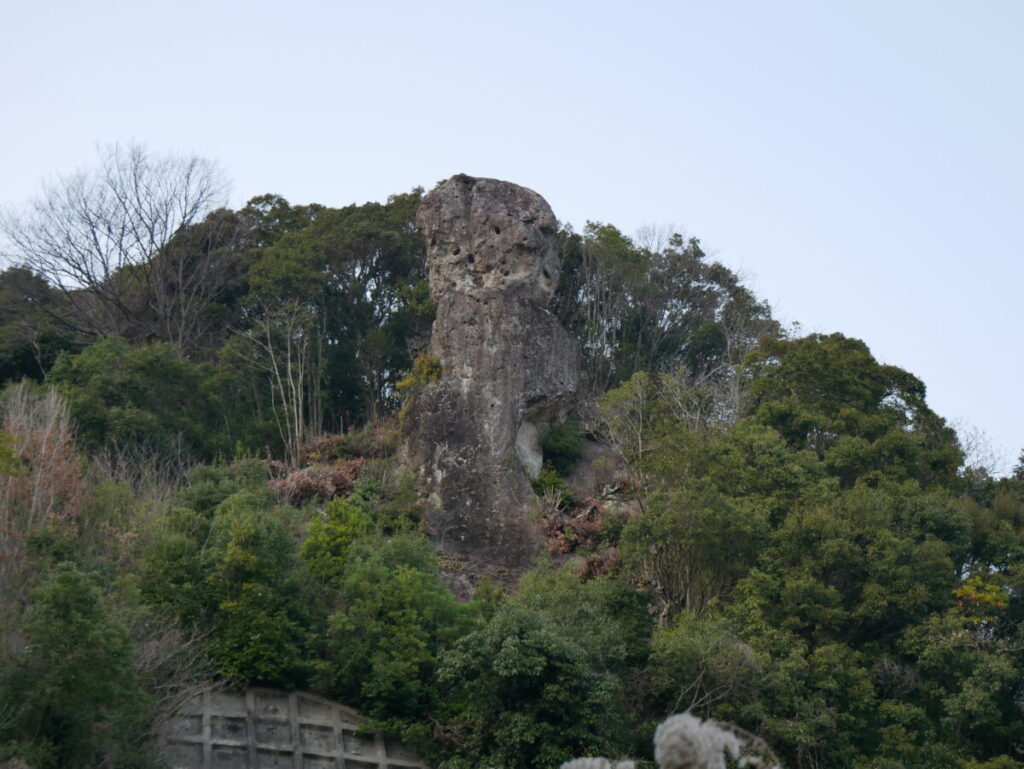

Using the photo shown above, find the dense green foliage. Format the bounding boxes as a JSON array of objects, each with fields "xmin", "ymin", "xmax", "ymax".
[
  {"xmin": 320, "ymin": 533, "xmax": 472, "ymax": 731},
  {"xmin": 594, "ymin": 333, "xmax": 1024, "ymax": 769},
  {"xmin": 435, "ymin": 567, "xmax": 649, "ymax": 769},
  {"xmin": 0, "ymin": 267, "xmax": 76, "ymax": 383},
  {"xmin": 552, "ymin": 224, "xmax": 779, "ymax": 395},
  {"xmin": 0, "ymin": 564, "xmax": 152, "ymax": 769},
  {"xmin": 1, "ymin": 169, "xmax": 1022, "ymax": 769},
  {"xmin": 49, "ymin": 337, "xmax": 228, "ymax": 459},
  {"xmin": 541, "ymin": 418, "xmax": 585, "ymax": 475}
]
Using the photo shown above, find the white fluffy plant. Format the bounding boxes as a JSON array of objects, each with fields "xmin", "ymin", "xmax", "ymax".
[
  {"xmin": 560, "ymin": 712, "xmax": 781, "ymax": 769},
  {"xmin": 653, "ymin": 713, "xmax": 780, "ymax": 769}
]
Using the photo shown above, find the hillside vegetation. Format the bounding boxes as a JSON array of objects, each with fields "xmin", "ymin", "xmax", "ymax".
[{"xmin": 0, "ymin": 147, "xmax": 1021, "ymax": 769}]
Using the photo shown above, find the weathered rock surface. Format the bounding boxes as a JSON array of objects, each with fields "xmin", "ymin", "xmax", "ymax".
[{"xmin": 404, "ymin": 175, "xmax": 579, "ymax": 568}]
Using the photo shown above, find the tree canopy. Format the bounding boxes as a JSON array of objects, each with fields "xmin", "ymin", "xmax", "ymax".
[{"xmin": 1, "ymin": 163, "xmax": 1022, "ymax": 769}]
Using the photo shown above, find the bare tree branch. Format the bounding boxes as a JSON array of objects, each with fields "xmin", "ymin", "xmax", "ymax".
[{"xmin": 0, "ymin": 143, "xmax": 229, "ymax": 344}]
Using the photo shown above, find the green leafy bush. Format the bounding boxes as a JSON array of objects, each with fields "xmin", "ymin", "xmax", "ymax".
[
  {"xmin": 174, "ymin": 459, "xmax": 269, "ymax": 516},
  {"xmin": 320, "ymin": 533, "xmax": 471, "ymax": 733},
  {"xmin": 302, "ymin": 496, "xmax": 373, "ymax": 584},
  {"xmin": 435, "ymin": 566, "xmax": 647, "ymax": 769},
  {"xmin": 396, "ymin": 353, "xmax": 442, "ymax": 394},
  {"xmin": 49, "ymin": 338, "xmax": 227, "ymax": 460},
  {"xmin": 202, "ymin": 491, "xmax": 317, "ymax": 687},
  {"xmin": 140, "ymin": 486, "xmax": 317, "ymax": 688},
  {"xmin": 0, "ymin": 563, "xmax": 153, "ymax": 769},
  {"xmin": 541, "ymin": 419, "xmax": 584, "ymax": 475},
  {"xmin": 531, "ymin": 461, "xmax": 574, "ymax": 507}
]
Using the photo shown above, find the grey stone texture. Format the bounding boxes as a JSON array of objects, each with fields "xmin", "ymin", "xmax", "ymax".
[
  {"xmin": 160, "ymin": 688, "xmax": 428, "ymax": 769},
  {"xmin": 404, "ymin": 175, "xmax": 580, "ymax": 567}
]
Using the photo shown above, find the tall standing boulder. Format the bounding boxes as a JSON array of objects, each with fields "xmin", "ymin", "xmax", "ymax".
[{"xmin": 403, "ymin": 174, "xmax": 579, "ymax": 568}]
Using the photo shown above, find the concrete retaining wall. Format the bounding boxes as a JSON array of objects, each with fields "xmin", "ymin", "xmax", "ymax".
[{"xmin": 161, "ymin": 688, "xmax": 428, "ymax": 769}]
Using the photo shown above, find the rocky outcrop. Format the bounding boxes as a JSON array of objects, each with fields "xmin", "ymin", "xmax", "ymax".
[{"xmin": 404, "ymin": 175, "xmax": 579, "ymax": 568}]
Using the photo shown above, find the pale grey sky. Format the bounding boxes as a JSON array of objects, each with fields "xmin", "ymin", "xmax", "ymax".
[{"xmin": 2, "ymin": 0, "xmax": 1021, "ymax": 470}]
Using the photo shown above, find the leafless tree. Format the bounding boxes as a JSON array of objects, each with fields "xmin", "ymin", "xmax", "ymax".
[
  {"xmin": 128, "ymin": 615, "xmax": 218, "ymax": 738},
  {"xmin": 89, "ymin": 435, "xmax": 194, "ymax": 532},
  {"xmin": 0, "ymin": 383, "xmax": 84, "ymax": 658},
  {"xmin": 0, "ymin": 383, "xmax": 83, "ymax": 557},
  {"xmin": 0, "ymin": 143, "xmax": 230, "ymax": 344},
  {"xmin": 231, "ymin": 303, "xmax": 324, "ymax": 466},
  {"xmin": 953, "ymin": 419, "xmax": 1010, "ymax": 478}
]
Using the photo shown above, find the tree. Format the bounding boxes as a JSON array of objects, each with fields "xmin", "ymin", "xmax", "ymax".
[
  {"xmin": 745, "ymin": 333, "xmax": 964, "ymax": 488},
  {"xmin": 734, "ymin": 483, "xmax": 968, "ymax": 648},
  {"xmin": 300, "ymin": 496, "xmax": 372, "ymax": 585},
  {"xmin": 203, "ymin": 491, "xmax": 315, "ymax": 687},
  {"xmin": 48, "ymin": 338, "xmax": 227, "ymax": 460},
  {"xmin": 0, "ymin": 383, "xmax": 85, "ymax": 655},
  {"xmin": 0, "ymin": 563, "xmax": 152, "ymax": 769},
  {"xmin": 0, "ymin": 267, "xmax": 75, "ymax": 383},
  {"xmin": 140, "ymin": 486, "xmax": 317, "ymax": 688},
  {"xmin": 1, "ymin": 143, "xmax": 229, "ymax": 342},
  {"xmin": 231, "ymin": 190, "xmax": 431, "ymax": 450},
  {"xmin": 553, "ymin": 224, "xmax": 777, "ymax": 394},
  {"xmin": 648, "ymin": 612, "xmax": 760, "ymax": 718},
  {"xmin": 229, "ymin": 301, "xmax": 322, "ymax": 466},
  {"xmin": 435, "ymin": 566, "xmax": 646, "ymax": 769},
  {"xmin": 621, "ymin": 485, "xmax": 768, "ymax": 618},
  {"xmin": 145, "ymin": 207, "xmax": 251, "ymax": 353},
  {"xmin": 320, "ymin": 533, "xmax": 470, "ymax": 731},
  {"xmin": 596, "ymin": 371, "xmax": 657, "ymax": 475},
  {"xmin": 238, "ymin": 193, "xmax": 323, "ymax": 248},
  {"xmin": 255, "ymin": 190, "xmax": 431, "ymax": 426}
]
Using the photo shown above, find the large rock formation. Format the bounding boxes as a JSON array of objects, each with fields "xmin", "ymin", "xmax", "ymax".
[{"xmin": 404, "ymin": 174, "xmax": 579, "ymax": 568}]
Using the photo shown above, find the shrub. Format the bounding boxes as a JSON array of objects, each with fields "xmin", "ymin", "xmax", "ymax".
[
  {"xmin": 302, "ymin": 496, "xmax": 373, "ymax": 584},
  {"xmin": 542, "ymin": 419, "xmax": 585, "ymax": 475},
  {"xmin": 0, "ymin": 563, "xmax": 153, "ymax": 769},
  {"xmin": 202, "ymin": 491, "xmax": 315, "ymax": 687},
  {"xmin": 49, "ymin": 338, "xmax": 226, "ymax": 460},
  {"xmin": 396, "ymin": 354, "xmax": 442, "ymax": 394},
  {"xmin": 435, "ymin": 566, "xmax": 647, "ymax": 769},
  {"xmin": 319, "ymin": 533, "xmax": 471, "ymax": 733},
  {"xmin": 173, "ymin": 459, "xmax": 269, "ymax": 517},
  {"xmin": 268, "ymin": 458, "xmax": 366, "ymax": 505}
]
